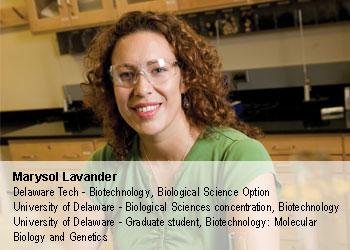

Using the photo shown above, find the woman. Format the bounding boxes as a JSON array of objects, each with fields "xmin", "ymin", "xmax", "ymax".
[
  {"xmin": 82, "ymin": 11, "xmax": 279, "ymax": 250},
  {"xmin": 84, "ymin": 11, "xmax": 268, "ymax": 162}
]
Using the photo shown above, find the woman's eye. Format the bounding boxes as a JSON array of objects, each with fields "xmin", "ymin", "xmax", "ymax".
[
  {"xmin": 119, "ymin": 72, "xmax": 134, "ymax": 80},
  {"xmin": 152, "ymin": 67, "xmax": 167, "ymax": 74}
]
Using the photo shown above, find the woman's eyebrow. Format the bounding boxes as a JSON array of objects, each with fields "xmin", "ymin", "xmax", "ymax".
[
  {"xmin": 146, "ymin": 59, "xmax": 167, "ymax": 66},
  {"xmin": 115, "ymin": 63, "xmax": 137, "ymax": 68},
  {"xmin": 146, "ymin": 59, "xmax": 159, "ymax": 65},
  {"xmin": 116, "ymin": 58, "xmax": 172, "ymax": 67}
]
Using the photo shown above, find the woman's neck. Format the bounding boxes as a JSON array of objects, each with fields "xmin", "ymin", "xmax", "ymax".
[{"xmin": 139, "ymin": 119, "xmax": 200, "ymax": 161}]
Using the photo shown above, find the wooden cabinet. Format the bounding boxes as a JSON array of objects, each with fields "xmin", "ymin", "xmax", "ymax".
[
  {"xmin": 176, "ymin": 0, "xmax": 281, "ymax": 13},
  {"xmin": 117, "ymin": 0, "xmax": 178, "ymax": 15},
  {"xmin": 26, "ymin": 0, "xmax": 70, "ymax": 32},
  {"xmin": 9, "ymin": 138, "xmax": 95, "ymax": 160},
  {"xmin": 23, "ymin": 0, "xmax": 284, "ymax": 32},
  {"xmin": 260, "ymin": 134, "xmax": 345, "ymax": 161},
  {"xmin": 69, "ymin": 0, "xmax": 116, "ymax": 28},
  {"xmin": 343, "ymin": 136, "xmax": 350, "ymax": 157},
  {"xmin": 26, "ymin": 0, "xmax": 179, "ymax": 32},
  {"xmin": 247, "ymin": 0, "xmax": 278, "ymax": 4},
  {"xmin": 343, "ymin": 136, "xmax": 350, "ymax": 167},
  {"xmin": 177, "ymin": 0, "xmax": 247, "ymax": 13},
  {"xmin": 0, "ymin": 4, "xmax": 28, "ymax": 29},
  {"xmin": 26, "ymin": 0, "xmax": 115, "ymax": 33},
  {"xmin": 8, "ymin": 133, "xmax": 350, "ymax": 161}
]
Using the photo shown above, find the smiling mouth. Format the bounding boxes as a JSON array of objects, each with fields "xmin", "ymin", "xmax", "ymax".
[
  {"xmin": 132, "ymin": 103, "xmax": 162, "ymax": 118},
  {"xmin": 135, "ymin": 104, "xmax": 161, "ymax": 113}
]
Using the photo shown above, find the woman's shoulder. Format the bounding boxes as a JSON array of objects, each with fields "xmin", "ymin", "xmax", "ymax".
[
  {"xmin": 203, "ymin": 127, "xmax": 271, "ymax": 161},
  {"xmin": 90, "ymin": 143, "xmax": 116, "ymax": 161},
  {"xmin": 208, "ymin": 127, "xmax": 249, "ymax": 141}
]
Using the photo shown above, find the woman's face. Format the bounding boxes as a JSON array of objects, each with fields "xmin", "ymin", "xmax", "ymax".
[{"xmin": 111, "ymin": 31, "xmax": 186, "ymax": 137}]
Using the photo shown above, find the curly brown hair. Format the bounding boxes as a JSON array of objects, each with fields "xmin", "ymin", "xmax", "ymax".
[{"xmin": 83, "ymin": 11, "xmax": 260, "ymax": 160}]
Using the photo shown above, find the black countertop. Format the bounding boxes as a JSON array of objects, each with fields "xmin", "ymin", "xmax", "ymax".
[
  {"xmin": 1, "ymin": 114, "xmax": 350, "ymax": 145},
  {"xmin": 254, "ymin": 117, "xmax": 349, "ymax": 134},
  {"xmin": 1, "ymin": 121, "xmax": 102, "ymax": 144}
]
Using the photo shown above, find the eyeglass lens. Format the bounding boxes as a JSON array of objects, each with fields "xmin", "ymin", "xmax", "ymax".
[{"xmin": 110, "ymin": 59, "xmax": 177, "ymax": 87}]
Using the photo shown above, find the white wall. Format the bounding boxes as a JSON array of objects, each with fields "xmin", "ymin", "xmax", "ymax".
[
  {"xmin": 215, "ymin": 23, "xmax": 350, "ymax": 71},
  {"xmin": 0, "ymin": 28, "xmax": 85, "ymax": 111}
]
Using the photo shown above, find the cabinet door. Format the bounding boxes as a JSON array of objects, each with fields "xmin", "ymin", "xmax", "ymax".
[
  {"xmin": 177, "ymin": 0, "xmax": 246, "ymax": 13},
  {"xmin": 68, "ymin": 0, "xmax": 116, "ymax": 27},
  {"xmin": 26, "ymin": 0, "xmax": 71, "ymax": 32},
  {"xmin": 0, "ymin": 5, "xmax": 29, "ymax": 29},
  {"xmin": 260, "ymin": 134, "xmax": 343, "ymax": 158},
  {"xmin": 117, "ymin": 0, "xmax": 178, "ymax": 15},
  {"xmin": 9, "ymin": 140, "xmax": 51, "ymax": 160},
  {"xmin": 271, "ymin": 154, "xmax": 343, "ymax": 161},
  {"xmin": 9, "ymin": 139, "xmax": 95, "ymax": 161},
  {"xmin": 344, "ymin": 136, "xmax": 350, "ymax": 152},
  {"xmin": 47, "ymin": 139, "xmax": 95, "ymax": 160}
]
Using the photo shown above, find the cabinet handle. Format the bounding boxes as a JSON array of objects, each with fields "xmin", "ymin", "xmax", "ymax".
[
  {"xmin": 62, "ymin": 154, "xmax": 80, "ymax": 159},
  {"xmin": 12, "ymin": 7, "xmax": 26, "ymax": 20},
  {"xmin": 271, "ymin": 145, "xmax": 296, "ymax": 152},
  {"xmin": 20, "ymin": 154, "xmax": 37, "ymax": 160}
]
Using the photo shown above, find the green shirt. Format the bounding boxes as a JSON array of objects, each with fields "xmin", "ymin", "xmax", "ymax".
[
  {"xmin": 91, "ymin": 127, "xmax": 271, "ymax": 161},
  {"xmin": 84, "ymin": 128, "xmax": 276, "ymax": 250}
]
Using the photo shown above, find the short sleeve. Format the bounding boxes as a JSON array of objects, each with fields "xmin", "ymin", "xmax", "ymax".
[
  {"xmin": 224, "ymin": 138, "xmax": 271, "ymax": 161},
  {"xmin": 219, "ymin": 139, "xmax": 279, "ymax": 204}
]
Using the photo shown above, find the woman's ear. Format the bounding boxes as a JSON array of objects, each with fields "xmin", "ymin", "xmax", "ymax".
[{"xmin": 180, "ymin": 78, "xmax": 188, "ymax": 94}]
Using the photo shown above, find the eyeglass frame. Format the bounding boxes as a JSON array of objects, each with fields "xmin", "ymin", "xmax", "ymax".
[{"xmin": 109, "ymin": 59, "xmax": 180, "ymax": 88}]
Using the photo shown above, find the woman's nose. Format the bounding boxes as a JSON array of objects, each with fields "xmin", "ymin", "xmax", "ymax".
[{"xmin": 132, "ymin": 72, "xmax": 153, "ymax": 96}]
